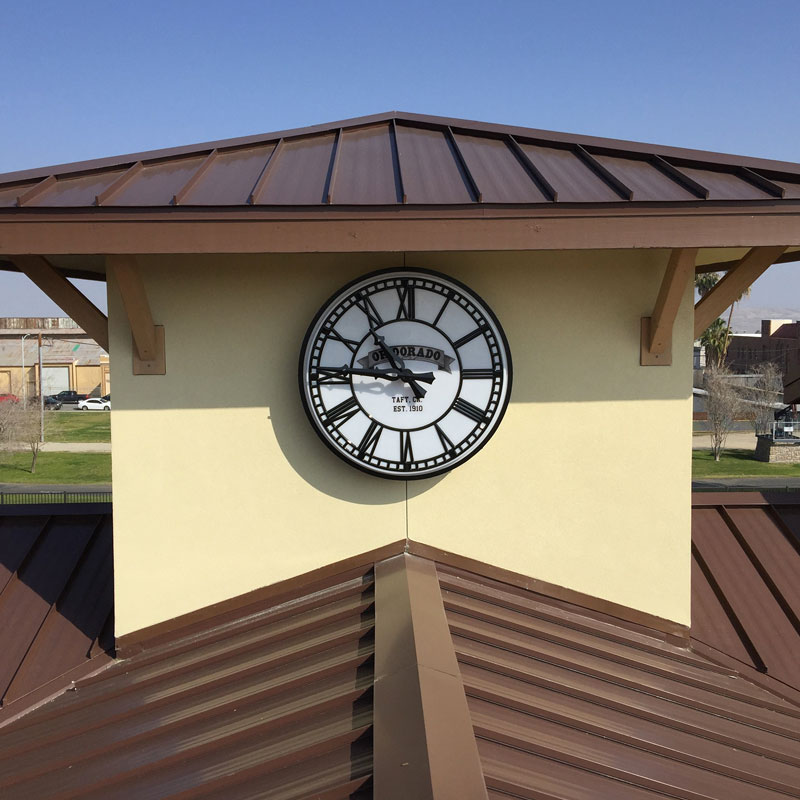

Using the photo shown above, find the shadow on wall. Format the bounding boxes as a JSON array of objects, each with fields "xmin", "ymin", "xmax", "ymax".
[{"xmin": 106, "ymin": 250, "xmax": 690, "ymax": 501}]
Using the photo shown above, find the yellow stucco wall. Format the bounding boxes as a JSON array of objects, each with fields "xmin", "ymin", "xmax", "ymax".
[{"xmin": 109, "ymin": 249, "xmax": 693, "ymax": 636}]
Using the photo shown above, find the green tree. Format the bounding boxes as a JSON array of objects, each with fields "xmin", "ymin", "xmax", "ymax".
[
  {"xmin": 695, "ymin": 271, "xmax": 719, "ymax": 298},
  {"xmin": 700, "ymin": 318, "xmax": 729, "ymax": 368}
]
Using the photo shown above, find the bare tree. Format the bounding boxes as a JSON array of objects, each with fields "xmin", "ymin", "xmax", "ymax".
[
  {"xmin": 0, "ymin": 401, "xmax": 48, "ymax": 473},
  {"xmin": 704, "ymin": 365, "xmax": 741, "ymax": 461},
  {"xmin": 745, "ymin": 362, "xmax": 783, "ymax": 436}
]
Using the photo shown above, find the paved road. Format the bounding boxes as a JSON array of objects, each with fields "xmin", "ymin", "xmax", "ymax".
[
  {"xmin": 0, "ymin": 483, "xmax": 111, "ymax": 493},
  {"xmin": 8, "ymin": 441, "xmax": 110, "ymax": 453},
  {"xmin": 692, "ymin": 432, "xmax": 757, "ymax": 450}
]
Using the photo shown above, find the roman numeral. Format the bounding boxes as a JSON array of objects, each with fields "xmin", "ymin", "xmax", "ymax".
[
  {"xmin": 461, "ymin": 368, "xmax": 495, "ymax": 379},
  {"xmin": 453, "ymin": 325, "xmax": 488, "ymax": 350},
  {"xmin": 396, "ymin": 282, "xmax": 416, "ymax": 320},
  {"xmin": 453, "ymin": 397, "xmax": 487, "ymax": 424},
  {"xmin": 400, "ymin": 430, "xmax": 414, "ymax": 463},
  {"xmin": 432, "ymin": 290, "xmax": 453, "ymax": 326},
  {"xmin": 358, "ymin": 419, "xmax": 383, "ymax": 456},
  {"xmin": 354, "ymin": 294, "xmax": 383, "ymax": 328},
  {"xmin": 322, "ymin": 396, "xmax": 360, "ymax": 428},
  {"xmin": 434, "ymin": 424, "xmax": 455, "ymax": 453},
  {"xmin": 312, "ymin": 367, "xmax": 350, "ymax": 385},
  {"xmin": 326, "ymin": 327, "xmax": 359, "ymax": 353}
]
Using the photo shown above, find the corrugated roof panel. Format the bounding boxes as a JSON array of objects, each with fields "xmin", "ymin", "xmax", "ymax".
[
  {"xmin": 772, "ymin": 179, "xmax": 800, "ymax": 199},
  {"xmin": 258, "ymin": 133, "xmax": 336, "ymax": 205},
  {"xmin": 593, "ymin": 154, "xmax": 698, "ymax": 201},
  {"xmin": 519, "ymin": 143, "xmax": 623, "ymax": 202},
  {"xmin": 0, "ymin": 184, "xmax": 34, "ymax": 208},
  {"xmin": 440, "ymin": 566, "xmax": 800, "ymax": 800},
  {"xmin": 333, "ymin": 124, "xmax": 400, "ymax": 205},
  {"xmin": 693, "ymin": 506, "xmax": 800, "ymax": 688},
  {"xmin": 0, "ymin": 568, "xmax": 375, "ymax": 799},
  {"xmin": 27, "ymin": 171, "xmax": 127, "ymax": 208},
  {"xmin": 394, "ymin": 125, "xmax": 474, "ymax": 204},
  {"xmin": 690, "ymin": 554, "xmax": 757, "ymax": 668},
  {"xmin": 3, "ymin": 517, "xmax": 113, "ymax": 705},
  {"xmin": 453, "ymin": 133, "xmax": 549, "ymax": 203},
  {"xmin": 0, "ymin": 509, "xmax": 113, "ymax": 714},
  {"xmin": 180, "ymin": 144, "xmax": 276, "ymax": 205},
  {"xmin": 678, "ymin": 166, "xmax": 773, "ymax": 200},
  {"xmin": 110, "ymin": 156, "xmax": 207, "ymax": 206}
]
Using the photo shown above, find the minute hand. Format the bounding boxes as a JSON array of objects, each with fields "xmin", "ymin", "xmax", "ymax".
[{"xmin": 372, "ymin": 331, "xmax": 429, "ymax": 399}]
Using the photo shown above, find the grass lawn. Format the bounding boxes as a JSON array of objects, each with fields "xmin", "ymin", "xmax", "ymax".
[
  {"xmin": 0, "ymin": 452, "xmax": 111, "ymax": 484},
  {"xmin": 47, "ymin": 412, "xmax": 111, "ymax": 443},
  {"xmin": 692, "ymin": 448, "xmax": 800, "ymax": 478}
]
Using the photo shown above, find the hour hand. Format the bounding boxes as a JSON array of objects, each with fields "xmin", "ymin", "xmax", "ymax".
[
  {"xmin": 370, "ymin": 330, "xmax": 427, "ymax": 398},
  {"xmin": 311, "ymin": 365, "xmax": 435, "ymax": 392}
]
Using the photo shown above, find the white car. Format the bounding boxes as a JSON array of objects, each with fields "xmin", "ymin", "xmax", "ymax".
[{"xmin": 77, "ymin": 397, "xmax": 111, "ymax": 411}]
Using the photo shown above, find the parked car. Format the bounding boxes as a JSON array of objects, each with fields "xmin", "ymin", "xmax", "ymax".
[
  {"xmin": 0, "ymin": 393, "xmax": 19, "ymax": 403},
  {"xmin": 77, "ymin": 397, "xmax": 111, "ymax": 411},
  {"xmin": 50, "ymin": 390, "xmax": 89, "ymax": 404},
  {"xmin": 31, "ymin": 395, "xmax": 63, "ymax": 410}
]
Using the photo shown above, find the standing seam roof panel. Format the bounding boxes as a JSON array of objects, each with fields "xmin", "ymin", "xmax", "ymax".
[
  {"xmin": 592, "ymin": 154, "xmax": 699, "ymax": 201},
  {"xmin": 257, "ymin": 133, "xmax": 336, "ymax": 205},
  {"xmin": 518, "ymin": 142, "xmax": 623, "ymax": 202},
  {"xmin": 394, "ymin": 124, "xmax": 475, "ymax": 204},
  {"xmin": 110, "ymin": 156, "xmax": 207, "ymax": 206},
  {"xmin": 678, "ymin": 166, "xmax": 774, "ymax": 200},
  {"xmin": 453, "ymin": 133, "xmax": 549, "ymax": 203},
  {"xmin": 177, "ymin": 144, "xmax": 277, "ymax": 206},
  {"xmin": 333, "ymin": 125, "xmax": 401, "ymax": 205}
]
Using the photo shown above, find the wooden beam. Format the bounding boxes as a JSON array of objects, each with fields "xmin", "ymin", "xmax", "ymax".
[
  {"xmin": 641, "ymin": 248, "xmax": 697, "ymax": 366},
  {"xmin": 107, "ymin": 255, "xmax": 166, "ymax": 374},
  {"xmin": 696, "ymin": 249, "xmax": 800, "ymax": 275},
  {"xmin": 373, "ymin": 554, "xmax": 488, "ymax": 800},
  {"xmin": 694, "ymin": 245, "xmax": 788, "ymax": 339},
  {"xmin": 11, "ymin": 255, "xmax": 108, "ymax": 351}
]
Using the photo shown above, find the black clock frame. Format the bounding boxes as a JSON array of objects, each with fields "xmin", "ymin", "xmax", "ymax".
[{"xmin": 298, "ymin": 267, "xmax": 513, "ymax": 480}]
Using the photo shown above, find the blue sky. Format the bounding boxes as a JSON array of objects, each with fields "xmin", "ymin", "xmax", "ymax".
[{"xmin": 2, "ymin": 0, "xmax": 799, "ymax": 323}]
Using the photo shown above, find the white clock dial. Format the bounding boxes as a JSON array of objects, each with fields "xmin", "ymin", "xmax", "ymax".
[{"xmin": 299, "ymin": 268, "xmax": 512, "ymax": 479}]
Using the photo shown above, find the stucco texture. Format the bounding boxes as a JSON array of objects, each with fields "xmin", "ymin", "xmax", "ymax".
[{"xmin": 109, "ymin": 249, "xmax": 692, "ymax": 636}]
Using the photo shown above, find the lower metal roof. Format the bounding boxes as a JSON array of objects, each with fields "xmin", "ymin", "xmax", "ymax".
[{"xmin": 1, "ymin": 497, "xmax": 798, "ymax": 798}]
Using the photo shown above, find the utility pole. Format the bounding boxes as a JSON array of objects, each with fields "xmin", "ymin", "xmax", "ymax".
[
  {"xmin": 38, "ymin": 333, "xmax": 44, "ymax": 443},
  {"xmin": 20, "ymin": 333, "xmax": 33, "ymax": 409}
]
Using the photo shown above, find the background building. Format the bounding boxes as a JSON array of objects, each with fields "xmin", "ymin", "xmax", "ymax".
[{"xmin": 0, "ymin": 316, "xmax": 109, "ymax": 398}]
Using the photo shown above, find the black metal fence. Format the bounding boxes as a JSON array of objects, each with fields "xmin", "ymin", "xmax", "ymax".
[{"xmin": 0, "ymin": 491, "xmax": 112, "ymax": 505}]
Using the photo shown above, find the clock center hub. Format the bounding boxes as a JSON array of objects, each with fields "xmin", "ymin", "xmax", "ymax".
[{"xmin": 352, "ymin": 321, "xmax": 459, "ymax": 429}]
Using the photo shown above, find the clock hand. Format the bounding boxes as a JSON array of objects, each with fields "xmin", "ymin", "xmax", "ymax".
[
  {"xmin": 311, "ymin": 365, "xmax": 436, "ymax": 385},
  {"xmin": 371, "ymin": 330, "xmax": 429, "ymax": 399}
]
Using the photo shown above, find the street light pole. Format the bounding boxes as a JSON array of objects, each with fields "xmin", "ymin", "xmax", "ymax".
[
  {"xmin": 20, "ymin": 333, "xmax": 32, "ymax": 409},
  {"xmin": 38, "ymin": 333, "xmax": 44, "ymax": 443}
]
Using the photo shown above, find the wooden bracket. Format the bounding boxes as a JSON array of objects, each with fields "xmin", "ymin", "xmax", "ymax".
[
  {"xmin": 694, "ymin": 245, "xmax": 788, "ymax": 340},
  {"xmin": 11, "ymin": 255, "xmax": 109, "ymax": 352},
  {"xmin": 107, "ymin": 255, "xmax": 166, "ymax": 375},
  {"xmin": 640, "ymin": 248, "xmax": 697, "ymax": 366}
]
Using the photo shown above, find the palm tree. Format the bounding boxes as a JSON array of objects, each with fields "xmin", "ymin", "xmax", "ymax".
[
  {"xmin": 700, "ymin": 318, "xmax": 729, "ymax": 368},
  {"xmin": 722, "ymin": 286, "xmax": 751, "ymax": 359}
]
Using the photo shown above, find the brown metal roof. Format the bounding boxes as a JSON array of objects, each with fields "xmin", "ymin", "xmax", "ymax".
[
  {"xmin": 439, "ymin": 563, "xmax": 800, "ymax": 800},
  {"xmin": 691, "ymin": 493, "xmax": 800, "ymax": 699},
  {"xmin": 1, "ymin": 112, "xmax": 800, "ymax": 210},
  {"xmin": 0, "ymin": 505, "xmax": 113, "ymax": 715},
  {"xmin": 0, "ymin": 563, "xmax": 375, "ymax": 799},
  {"xmin": 1, "ymin": 497, "xmax": 799, "ymax": 798}
]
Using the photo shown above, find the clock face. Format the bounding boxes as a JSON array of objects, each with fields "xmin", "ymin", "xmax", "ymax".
[{"xmin": 299, "ymin": 268, "xmax": 512, "ymax": 479}]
